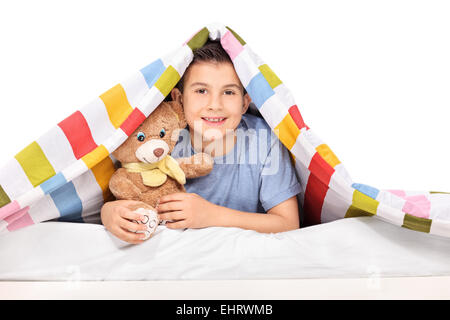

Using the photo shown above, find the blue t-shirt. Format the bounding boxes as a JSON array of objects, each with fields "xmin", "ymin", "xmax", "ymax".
[{"xmin": 171, "ymin": 113, "xmax": 302, "ymax": 213}]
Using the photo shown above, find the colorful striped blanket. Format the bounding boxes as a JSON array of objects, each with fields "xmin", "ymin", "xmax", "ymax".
[{"xmin": 1, "ymin": 22, "xmax": 449, "ymax": 237}]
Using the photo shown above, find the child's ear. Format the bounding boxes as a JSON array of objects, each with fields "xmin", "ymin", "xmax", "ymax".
[
  {"xmin": 170, "ymin": 88, "xmax": 182, "ymax": 104},
  {"xmin": 169, "ymin": 100, "xmax": 187, "ymax": 129},
  {"xmin": 242, "ymin": 93, "xmax": 252, "ymax": 114}
]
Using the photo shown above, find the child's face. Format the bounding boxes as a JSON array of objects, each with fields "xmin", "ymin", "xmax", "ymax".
[{"xmin": 171, "ymin": 61, "xmax": 251, "ymax": 142}]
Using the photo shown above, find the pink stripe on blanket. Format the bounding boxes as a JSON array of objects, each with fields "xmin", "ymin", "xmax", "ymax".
[
  {"xmin": 388, "ymin": 189, "xmax": 407, "ymax": 198},
  {"xmin": 221, "ymin": 30, "xmax": 244, "ymax": 61},
  {"xmin": 403, "ymin": 194, "xmax": 431, "ymax": 219},
  {"xmin": 4, "ymin": 206, "xmax": 33, "ymax": 231},
  {"xmin": 0, "ymin": 200, "xmax": 20, "ymax": 220},
  {"xmin": 387, "ymin": 190, "xmax": 431, "ymax": 218}
]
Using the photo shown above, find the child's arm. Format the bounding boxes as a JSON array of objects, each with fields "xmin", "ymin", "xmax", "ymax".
[
  {"xmin": 156, "ymin": 192, "xmax": 299, "ymax": 233},
  {"xmin": 214, "ymin": 195, "xmax": 299, "ymax": 233}
]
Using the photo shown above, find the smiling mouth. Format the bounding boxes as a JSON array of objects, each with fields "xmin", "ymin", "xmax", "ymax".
[{"xmin": 201, "ymin": 117, "xmax": 227, "ymax": 124}]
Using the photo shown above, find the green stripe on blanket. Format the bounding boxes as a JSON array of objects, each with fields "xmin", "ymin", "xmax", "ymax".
[
  {"xmin": 0, "ymin": 185, "xmax": 11, "ymax": 208},
  {"xmin": 15, "ymin": 141, "xmax": 56, "ymax": 187},
  {"xmin": 187, "ymin": 27, "xmax": 210, "ymax": 51},
  {"xmin": 345, "ymin": 189, "xmax": 379, "ymax": 218},
  {"xmin": 154, "ymin": 66, "xmax": 181, "ymax": 98},
  {"xmin": 402, "ymin": 214, "xmax": 432, "ymax": 233}
]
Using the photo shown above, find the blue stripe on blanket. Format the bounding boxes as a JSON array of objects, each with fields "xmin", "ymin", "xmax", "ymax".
[
  {"xmin": 352, "ymin": 183, "xmax": 380, "ymax": 200},
  {"xmin": 49, "ymin": 181, "xmax": 83, "ymax": 222},
  {"xmin": 140, "ymin": 59, "xmax": 166, "ymax": 89},
  {"xmin": 40, "ymin": 172, "xmax": 67, "ymax": 194},
  {"xmin": 245, "ymin": 72, "xmax": 275, "ymax": 109}
]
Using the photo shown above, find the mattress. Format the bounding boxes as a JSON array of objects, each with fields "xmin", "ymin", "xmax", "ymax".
[{"xmin": 1, "ymin": 216, "xmax": 450, "ymax": 281}]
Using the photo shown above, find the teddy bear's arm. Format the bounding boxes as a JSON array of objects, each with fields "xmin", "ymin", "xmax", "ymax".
[
  {"xmin": 109, "ymin": 168, "xmax": 143, "ymax": 201},
  {"xmin": 176, "ymin": 153, "xmax": 214, "ymax": 179}
]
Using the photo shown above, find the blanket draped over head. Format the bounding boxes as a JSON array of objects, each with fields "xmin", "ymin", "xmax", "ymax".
[{"xmin": 1, "ymin": 22, "xmax": 449, "ymax": 237}]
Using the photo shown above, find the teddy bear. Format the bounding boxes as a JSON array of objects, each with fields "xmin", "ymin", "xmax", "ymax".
[{"xmin": 108, "ymin": 100, "xmax": 214, "ymax": 240}]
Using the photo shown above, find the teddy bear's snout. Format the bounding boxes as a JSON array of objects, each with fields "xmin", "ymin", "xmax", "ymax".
[
  {"xmin": 153, "ymin": 148, "xmax": 164, "ymax": 157},
  {"xmin": 135, "ymin": 139, "xmax": 169, "ymax": 163}
]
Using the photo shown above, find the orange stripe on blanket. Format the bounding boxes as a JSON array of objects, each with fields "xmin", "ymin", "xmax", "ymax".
[
  {"xmin": 90, "ymin": 156, "xmax": 116, "ymax": 201},
  {"xmin": 316, "ymin": 144, "xmax": 341, "ymax": 168},
  {"xmin": 100, "ymin": 84, "xmax": 134, "ymax": 129},
  {"xmin": 82, "ymin": 145, "xmax": 109, "ymax": 170},
  {"xmin": 274, "ymin": 113, "xmax": 300, "ymax": 150}
]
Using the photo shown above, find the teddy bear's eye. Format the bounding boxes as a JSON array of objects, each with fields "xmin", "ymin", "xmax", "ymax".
[
  {"xmin": 159, "ymin": 128, "xmax": 166, "ymax": 138},
  {"xmin": 137, "ymin": 132, "xmax": 146, "ymax": 142}
]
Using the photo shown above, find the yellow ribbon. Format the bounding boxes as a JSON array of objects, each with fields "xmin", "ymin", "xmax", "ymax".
[{"xmin": 122, "ymin": 155, "xmax": 186, "ymax": 187}]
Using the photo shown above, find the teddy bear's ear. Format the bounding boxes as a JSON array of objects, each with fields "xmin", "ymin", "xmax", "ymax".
[{"xmin": 168, "ymin": 100, "xmax": 187, "ymax": 129}]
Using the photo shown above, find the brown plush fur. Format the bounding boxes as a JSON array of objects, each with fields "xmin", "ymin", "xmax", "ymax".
[{"xmin": 109, "ymin": 100, "xmax": 214, "ymax": 210}]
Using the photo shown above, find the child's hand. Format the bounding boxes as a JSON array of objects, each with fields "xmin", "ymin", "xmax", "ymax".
[
  {"xmin": 100, "ymin": 200, "xmax": 150, "ymax": 244},
  {"xmin": 156, "ymin": 193, "xmax": 217, "ymax": 229}
]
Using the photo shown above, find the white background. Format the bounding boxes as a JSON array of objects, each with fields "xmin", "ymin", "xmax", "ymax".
[{"xmin": 0, "ymin": 0, "xmax": 449, "ymax": 192}]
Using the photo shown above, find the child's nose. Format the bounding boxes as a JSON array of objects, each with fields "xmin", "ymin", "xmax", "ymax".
[
  {"xmin": 207, "ymin": 103, "xmax": 222, "ymax": 110},
  {"xmin": 208, "ymin": 94, "xmax": 224, "ymax": 109}
]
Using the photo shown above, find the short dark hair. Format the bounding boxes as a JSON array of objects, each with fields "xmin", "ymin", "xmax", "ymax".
[{"xmin": 169, "ymin": 40, "xmax": 247, "ymax": 97}]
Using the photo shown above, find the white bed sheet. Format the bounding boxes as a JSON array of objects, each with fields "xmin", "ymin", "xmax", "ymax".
[{"xmin": 1, "ymin": 216, "xmax": 450, "ymax": 281}]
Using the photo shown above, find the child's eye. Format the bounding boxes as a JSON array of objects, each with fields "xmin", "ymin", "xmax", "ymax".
[
  {"xmin": 224, "ymin": 90, "xmax": 235, "ymax": 95},
  {"xmin": 159, "ymin": 128, "xmax": 166, "ymax": 138},
  {"xmin": 137, "ymin": 132, "xmax": 146, "ymax": 142},
  {"xmin": 196, "ymin": 89, "xmax": 207, "ymax": 94}
]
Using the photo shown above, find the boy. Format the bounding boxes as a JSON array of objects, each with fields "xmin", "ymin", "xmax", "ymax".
[{"xmin": 101, "ymin": 40, "xmax": 302, "ymax": 244}]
